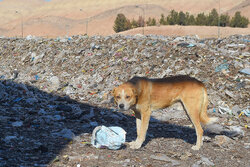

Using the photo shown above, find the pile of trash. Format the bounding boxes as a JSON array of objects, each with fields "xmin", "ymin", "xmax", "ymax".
[
  {"xmin": 0, "ymin": 34, "xmax": 249, "ymax": 115},
  {"xmin": 0, "ymin": 34, "xmax": 249, "ymax": 166}
]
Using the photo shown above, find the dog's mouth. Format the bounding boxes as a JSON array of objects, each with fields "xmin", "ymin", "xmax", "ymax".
[
  {"xmin": 118, "ymin": 108, "xmax": 126, "ymax": 111},
  {"xmin": 117, "ymin": 103, "xmax": 130, "ymax": 111}
]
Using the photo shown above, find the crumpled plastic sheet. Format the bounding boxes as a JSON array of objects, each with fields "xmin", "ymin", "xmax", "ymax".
[
  {"xmin": 218, "ymin": 106, "xmax": 232, "ymax": 115},
  {"xmin": 91, "ymin": 126, "xmax": 126, "ymax": 150},
  {"xmin": 242, "ymin": 108, "xmax": 250, "ymax": 117},
  {"xmin": 239, "ymin": 68, "xmax": 250, "ymax": 75}
]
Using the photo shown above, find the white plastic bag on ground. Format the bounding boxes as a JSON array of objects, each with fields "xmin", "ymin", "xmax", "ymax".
[{"xmin": 91, "ymin": 125, "xmax": 126, "ymax": 150}]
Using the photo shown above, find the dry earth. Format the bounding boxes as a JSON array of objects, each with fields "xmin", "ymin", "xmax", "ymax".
[
  {"xmin": 120, "ymin": 25, "xmax": 250, "ymax": 39},
  {"xmin": 0, "ymin": 0, "xmax": 249, "ymax": 38}
]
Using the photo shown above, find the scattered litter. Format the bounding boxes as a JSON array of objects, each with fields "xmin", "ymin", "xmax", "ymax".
[
  {"xmin": 4, "ymin": 136, "xmax": 17, "ymax": 143},
  {"xmin": 200, "ymin": 156, "xmax": 215, "ymax": 166},
  {"xmin": 242, "ymin": 108, "xmax": 250, "ymax": 117},
  {"xmin": 243, "ymin": 39, "xmax": 250, "ymax": 42},
  {"xmin": 225, "ymin": 90, "xmax": 236, "ymax": 99},
  {"xmin": 35, "ymin": 75, "xmax": 39, "ymax": 80},
  {"xmin": 53, "ymin": 128, "xmax": 75, "ymax": 140},
  {"xmin": 218, "ymin": 106, "xmax": 232, "ymax": 115},
  {"xmin": 239, "ymin": 68, "xmax": 250, "ymax": 75},
  {"xmin": 12, "ymin": 121, "xmax": 23, "ymax": 127},
  {"xmin": 226, "ymin": 43, "xmax": 246, "ymax": 49},
  {"xmin": 214, "ymin": 135, "xmax": 235, "ymax": 147},
  {"xmin": 13, "ymin": 97, "xmax": 23, "ymax": 102},
  {"xmin": 177, "ymin": 42, "xmax": 195, "ymax": 47},
  {"xmin": 0, "ymin": 34, "xmax": 249, "ymax": 166},
  {"xmin": 150, "ymin": 154, "xmax": 181, "ymax": 166},
  {"xmin": 215, "ymin": 63, "xmax": 230, "ymax": 72},
  {"xmin": 90, "ymin": 121, "xmax": 98, "ymax": 127},
  {"xmin": 206, "ymin": 124, "xmax": 225, "ymax": 134},
  {"xmin": 229, "ymin": 126, "xmax": 245, "ymax": 137}
]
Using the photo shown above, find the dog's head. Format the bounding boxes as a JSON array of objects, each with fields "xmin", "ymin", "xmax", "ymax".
[{"xmin": 112, "ymin": 83, "xmax": 137, "ymax": 111}]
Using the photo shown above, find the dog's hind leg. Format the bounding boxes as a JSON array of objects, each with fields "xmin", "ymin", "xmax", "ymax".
[
  {"xmin": 181, "ymin": 97, "xmax": 203, "ymax": 150},
  {"xmin": 200, "ymin": 88, "xmax": 218, "ymax": 125}
]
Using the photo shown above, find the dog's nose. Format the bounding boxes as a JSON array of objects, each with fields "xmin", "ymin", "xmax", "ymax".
[{"xmin": 119, "ymin": 104, "xmax": 124, "ymax": 109}]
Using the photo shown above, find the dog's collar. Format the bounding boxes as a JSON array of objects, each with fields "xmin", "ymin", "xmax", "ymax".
[{"xmin": 130, "ymin": 105, "xmax": 137, "ymax": 117}]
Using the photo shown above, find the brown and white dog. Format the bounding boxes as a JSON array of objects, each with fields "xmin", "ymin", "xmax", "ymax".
[{"xmin": 112, "ymin": 76, "xmax": 217, "ymax": 150}]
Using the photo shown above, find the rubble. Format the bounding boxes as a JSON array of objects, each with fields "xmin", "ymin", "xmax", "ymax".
[
  {"xmin": 0, "ymin": 34, "xmax": 249, "ymax": 166},
  {"xmin": 150, "ymin": 153, "xmax": 181, "ymax": 166},
  {"xmin": 214, "ymin": 135, "xmax": 235, "ymax": 147},
  {"xmin": 192, "ymin": 156, "xmax": 215, "ymax": 167}
]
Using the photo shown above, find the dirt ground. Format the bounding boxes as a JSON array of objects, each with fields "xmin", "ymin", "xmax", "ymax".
[
  {"xmin": 120, "ymin": 25, "xmax": 250, "ymax": 39},
  {"xmin": 48, "ymin": 112, "xmax": 250, "ymax": 167},
  {"xmin": 1, "ymin": 82, "xmax": 248, "ymax": 167}
]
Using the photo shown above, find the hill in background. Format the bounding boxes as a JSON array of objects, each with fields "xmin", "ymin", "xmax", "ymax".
[{"xmin": 0, "ymin": 0, "xmax": 249, "ymax": 38}]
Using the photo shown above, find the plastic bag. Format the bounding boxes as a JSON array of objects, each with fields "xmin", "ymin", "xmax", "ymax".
[{"xmin": 91, "ymin": 126, "xmax": 126, "ymax": 150}]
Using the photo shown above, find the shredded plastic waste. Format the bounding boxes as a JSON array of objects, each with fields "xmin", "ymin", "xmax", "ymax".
[
  {"xmin": 239, "ymin": 68, "xmax": 250, "ymax": 75},
  {"xmin": 215, "ymin": 63, "xmax": 230, "ymax": 72},
  {"xmin": 242, "ymin": 108, "xmax": 250, "ymax": 117}
]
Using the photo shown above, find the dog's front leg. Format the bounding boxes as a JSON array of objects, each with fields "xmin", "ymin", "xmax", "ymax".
[
  {"xmin": 134, "ymin": 110, "xmax": 141, "ymax": 137},
  {"xmin": 136, "ymin": 118, "xmax": 141, "ymax": 137},
  {"xmin": 129, "ymin": 109, "xmax": 151, "ymax": 149}
]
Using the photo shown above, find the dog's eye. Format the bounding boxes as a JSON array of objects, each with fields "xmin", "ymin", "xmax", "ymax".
[
  {"xmin": 116, "ymin": 96, "xmax": 120, "ymax": 99},
  {"xmin": 126, "ymin": 96, "xmax": 130, "ymax": 99}
]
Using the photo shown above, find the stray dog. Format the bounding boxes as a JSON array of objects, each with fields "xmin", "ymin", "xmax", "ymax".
[{"xmin": 112, "ymin": 76, "xmax": 217, "ymax": 150}]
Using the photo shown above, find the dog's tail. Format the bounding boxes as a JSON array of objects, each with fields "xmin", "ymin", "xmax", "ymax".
[{"xmin": 200, "ymin": 87, "xmax": 218, "ymax": 125}]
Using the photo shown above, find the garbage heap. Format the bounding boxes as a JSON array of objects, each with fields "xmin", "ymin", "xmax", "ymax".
[
  {"xmin": 0, "ymin": 35, "xmax": 249, "ymax": 114},
  {"xmin": 0, "ymin": 34, "xmax": 249, "ymax": 166}
]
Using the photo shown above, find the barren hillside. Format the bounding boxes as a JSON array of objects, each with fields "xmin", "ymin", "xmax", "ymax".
[
  {"xmin": 120, "ymin": 25, "xmax": 250, "ymax": 39},
  {"xmin": 0, "ymin": 0, "xmax": 249, "ymax": 37},
  {"xmin": 226, "ymin": 0, "xmax": 250, "ymax": 17}
]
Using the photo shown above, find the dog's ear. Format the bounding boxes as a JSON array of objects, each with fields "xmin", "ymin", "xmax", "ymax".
[
  {"xmin": 132, "ymin": 87, "xmax": 138, "ymax": 97},
  {"xmin": 112, "ymin": 87, "xmax": 117, "ymax": 96},
  {"xmin": 112, "ymin": 87, "xmax": 117, "ymax": 105}
]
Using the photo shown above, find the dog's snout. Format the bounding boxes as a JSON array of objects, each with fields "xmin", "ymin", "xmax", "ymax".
[{"xmin": 119, "ymin": 104, "xmax": 124, "ymax": 109}]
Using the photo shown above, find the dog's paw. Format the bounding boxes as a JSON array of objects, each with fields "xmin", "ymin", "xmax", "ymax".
[
  {"xmin": 191, "ymin": 145, "xmax": 200, "ymax": 150},
  {"xmin": 129, "ymin": 141, "xmax": 142, "ymax": 149}
]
